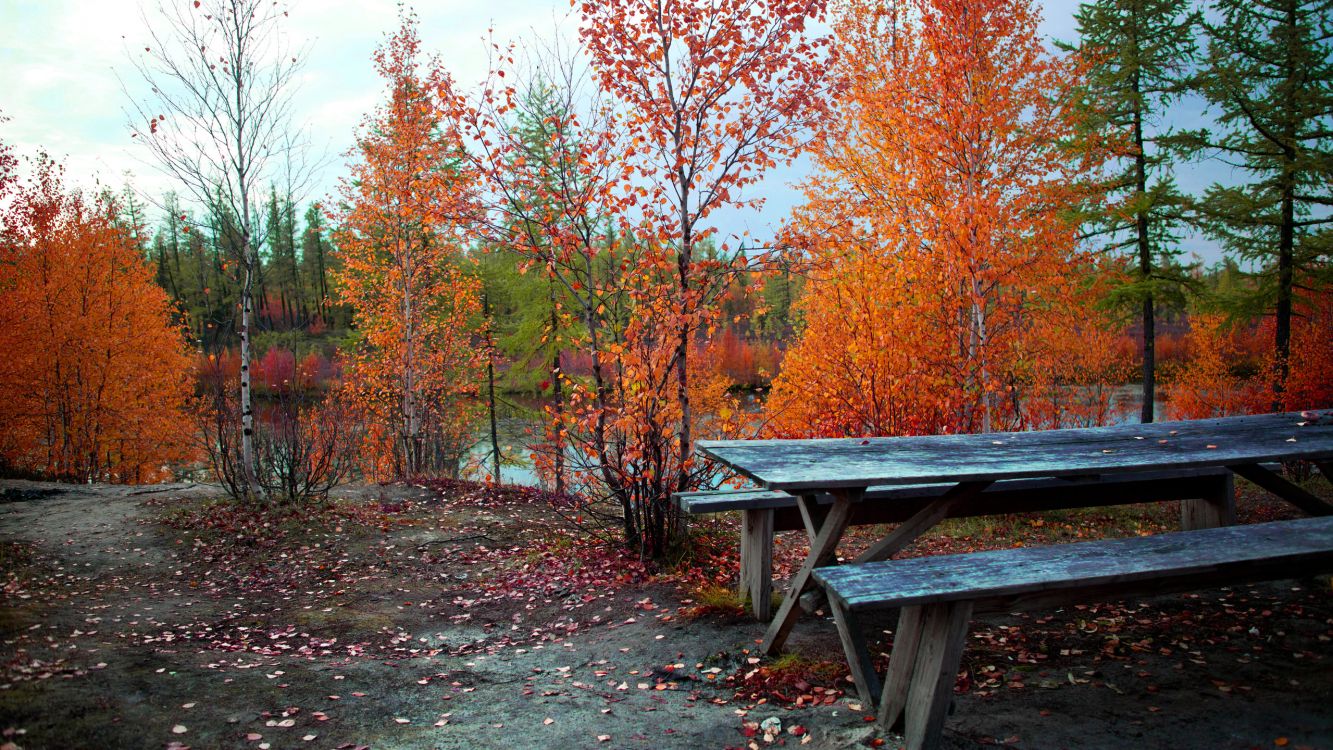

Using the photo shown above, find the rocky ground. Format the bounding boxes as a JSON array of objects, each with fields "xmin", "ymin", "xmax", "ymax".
[{"xmin": 0, "ymin": 476, "xmax": 1330, "ymax": 750}]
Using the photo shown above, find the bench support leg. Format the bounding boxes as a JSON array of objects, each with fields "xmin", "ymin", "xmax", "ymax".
[
  {"xmin": 879, "ymin": 606, "xmax": 926, "ymax": 729},
  {"xmin": 1181, "ymin": 471, "xmax": 1236, "ymax": 530},
  {"xmin": 879, "ymin": 602, "xmax": 973, "ymax": 750},
  {"xmin": 828, "ymin": 597, "xmax": 881, "ymax": 705},
  {"xmin": 739, "ymin": 508, "xmax": 774, "ymax": 621},
  {"xmin": 762, "ymin": 490, "xmax": 861, "ymax": 655}
]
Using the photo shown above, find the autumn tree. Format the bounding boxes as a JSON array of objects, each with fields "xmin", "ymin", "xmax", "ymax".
[
  {"xmin": 467, "ymin": 37, "xmax": 655, "ymax": 541},
  {"xmin": 128, "ymin": 0, "xmax": 313, "ymax": 497},
  {"xmin": 577, "ymin": 0, "xmax": 835, "ymax": 488},
  {"xmin": 333, "ymin": 12, "xmax": 484, "ymax": 480},
  {"xmin": 1172, "ymin": 0, "xmax": 1333, "ymax": 401},
  {"xmin": 463, "ymin": 5, "xmax": 803, "ymax": 552},
  {"xmin": 0, "ymin": 152, "xmax": 195, "ymax": 482},
  {"xmin": 770, "ymin": 0, "xmax": 1114, "ymax": 438},
  {"xmin": 1066, "ymin": 0, "xmax": 1199, "ymax": 423}
]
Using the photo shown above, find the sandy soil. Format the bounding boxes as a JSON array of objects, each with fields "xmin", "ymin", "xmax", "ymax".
[{"xmin": 1, "ymin": 478, "xmax": 1330, "ymax": 750}]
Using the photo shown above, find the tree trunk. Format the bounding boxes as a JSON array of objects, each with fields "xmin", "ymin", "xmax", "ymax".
[
  {"xmin": 402, "ymin": 249, "xmax": 418, "ymax": 477},
  {"xmin": 1273, "ymin": 0, "xmax": 1298, "ymax": 408},
  {"xmin": 676, "ymin": 212, "xmax": 692, "ymax": 492},
  {"xmin": 1133, "ymin": 64, "xmax": 1155, "ymax": 424},
  {"xmin": 548, "ymin": 287, "xmax": 565, "ymax": 495},
  {"xmin": 239, "ymin": 235, "xmax": 262, "ymax": 499},
  {"xmin": 483, "ymin": 293, "xmax": 501, "ymax": 483}
]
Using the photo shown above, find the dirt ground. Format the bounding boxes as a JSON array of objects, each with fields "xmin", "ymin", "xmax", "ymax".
[{"xmin": 1, "ymin": 478, "xmax": 1330, "ymax": 750}]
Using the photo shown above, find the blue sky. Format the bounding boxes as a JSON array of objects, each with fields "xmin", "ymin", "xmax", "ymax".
[{"xmin": 0, "ymin": 0, "xmax": 1228, "ymax": 262}]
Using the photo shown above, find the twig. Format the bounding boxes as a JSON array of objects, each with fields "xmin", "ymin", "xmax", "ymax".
[
  {"xmin": 129, "ymin": 484, "xmax": 198, "ymax": 495},
  {"xmin": 417, "ymin": 534, "xmax": 495, "ymax": 549}
]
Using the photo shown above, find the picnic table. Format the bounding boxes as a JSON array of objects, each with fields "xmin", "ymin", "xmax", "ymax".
[{"xmin": 696, "ymin": 411, "xmax": 1333, "ymax": 657}]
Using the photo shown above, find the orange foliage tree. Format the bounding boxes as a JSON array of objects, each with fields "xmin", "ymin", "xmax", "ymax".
[
  {"xmin": 461, "ymin": 1, "xmax": 833, "ymax": 554},
  {"xmin": 1166, "ymin": 293, "xmax": 1333, "ymax": 420},
  {"xmin": 466, "ymin": 46, "xmax": 739, "ymax": 553},
  {"xmin": 0, "ymin": 153, "xmax": 195, "ymax": 482},
  {"xmin": 768, "ymin": 0, "xmax": 1117, "ymax": 438},
  {"xmin": 332, "ymin": 13, "xmax": 484, "ymax": 480},
  {"xmin": 578, "ymin": 0, "xmax": 834, "ymax": 481}
]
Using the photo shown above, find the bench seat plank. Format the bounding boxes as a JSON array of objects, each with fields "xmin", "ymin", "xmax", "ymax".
[
  {"xmin": 676, "ymin": 468, "xmax": 1237, "ymax": 620},
  {"xmin": 815, "ymin": 517, "xmax": 1333, "ymax": 749},
  {"xmin": 816, "ymin": 516, "xmax": 1333, "ymax": 614}
]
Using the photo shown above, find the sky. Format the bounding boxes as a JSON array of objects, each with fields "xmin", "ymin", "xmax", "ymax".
[{"xmin": 0, "ymin": 0, "xmax": 1227, "ymax": 262}]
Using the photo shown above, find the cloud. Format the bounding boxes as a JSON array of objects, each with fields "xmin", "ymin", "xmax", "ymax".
[{"xmin": 0, "ymin": 0, "xmax": 1230, "ymax": 262}]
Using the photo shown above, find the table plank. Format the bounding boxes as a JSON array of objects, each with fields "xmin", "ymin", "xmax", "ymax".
[{"xmin": 698, "ymin": 411, "xmax": 1333, "ymax": 491}]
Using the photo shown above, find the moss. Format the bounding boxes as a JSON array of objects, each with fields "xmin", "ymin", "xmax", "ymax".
[{"xmin": 293, "ymin": 606, "xmax": 394, "ymax": 633}]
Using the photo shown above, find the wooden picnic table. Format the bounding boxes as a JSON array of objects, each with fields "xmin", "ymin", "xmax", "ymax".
[{"xmin": 696, "ymin": 410, "xmax": 1333, "ymax": 655}]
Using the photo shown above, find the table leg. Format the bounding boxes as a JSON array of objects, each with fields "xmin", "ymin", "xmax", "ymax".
[
  {"xmin": 1181, "ymin": 471, "xmax": 1235, "ymax": 530},
  {"xmin": 739, "ymin": 508, "xmax": 774, "ymax": 621},
  {"xmin": 1229, "ymin": 463, "xmax": 1333, "ymax": 516},
  {"xmin": 761, "ymin": 488, "xmax": 862, "ymax": 655}
]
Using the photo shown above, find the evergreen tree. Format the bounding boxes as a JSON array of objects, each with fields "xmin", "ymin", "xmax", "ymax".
[
  {"xmin": 1066, "ymin": 0, "xmax": 1199, "ymax": 423},
  {"xmin": 1173, "ymin": 0, "xmax": 1333, "ymax": 398}
]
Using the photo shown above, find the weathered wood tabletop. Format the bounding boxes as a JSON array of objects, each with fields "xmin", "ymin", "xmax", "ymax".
[
  {"xmin": 696, "ymin": 410, "xmax": 1333, "ymax": 655},
  {"xmin": 697, "ymin": 411, "xmax": 1333, "ymax": 490}
]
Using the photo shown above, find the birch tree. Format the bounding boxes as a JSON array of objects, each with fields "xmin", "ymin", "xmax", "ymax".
[{"xmin": 126, "ymin": 0, "xmax": 312, "ymax": 499}]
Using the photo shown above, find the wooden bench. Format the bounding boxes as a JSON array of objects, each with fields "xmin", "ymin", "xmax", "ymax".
[
  {"xmin": 812, "ymin": 516, "xmax": 1333, "ymax": 750},
  {"xmin": 673, "ymin": 467, "xmax": 1236, "ymax": 619}
]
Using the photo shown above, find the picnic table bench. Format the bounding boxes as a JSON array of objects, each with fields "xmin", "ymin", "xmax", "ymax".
[
  {"xmin": 673, "ymin": 466, "xmax": 1237, "ymax": 620},
  {"xmin": 813, "ymin": 516, "xmax": 1333, "ymax": 750},
  {"xmin": 697, "ymin": 411, "xmax": 1333, "ymax": 654}
]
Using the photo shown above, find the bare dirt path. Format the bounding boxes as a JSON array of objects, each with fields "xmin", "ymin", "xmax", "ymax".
[{"xmin": 1, "ymin": 478, "xmax": 1331, "ymax": 750}]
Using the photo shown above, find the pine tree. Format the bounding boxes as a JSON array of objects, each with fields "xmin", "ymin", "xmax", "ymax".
[
  {"xmin": 1173, "ymin": 0, "xmax": 1333, "ymax": 399},
  {"xmin": 1067, "ymin": 0, "xmax": 1199, "ymax": 422}
]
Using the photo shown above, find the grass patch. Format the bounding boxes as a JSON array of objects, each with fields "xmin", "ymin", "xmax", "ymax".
[
  {"xmin": 732, "ymin": 652, "xmax": 848, "ymax": 704},
  {"xmin": 680, "ymin": 584, "xmax": 749, "ymax": 622}
]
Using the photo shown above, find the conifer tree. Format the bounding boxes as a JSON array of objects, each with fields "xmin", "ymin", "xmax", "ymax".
[
  {"xmin": 1068, "ymin": 0, "xmax": 1199, "ymax": 422},
  {"xmin": 1173, "ymin": 0, "xmax": 1333, "ymax": 398}
]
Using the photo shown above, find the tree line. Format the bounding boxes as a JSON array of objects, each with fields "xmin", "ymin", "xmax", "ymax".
[{"xmin": 0, "ymin": 0, "xmax": 1327, "ymax": 558}]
